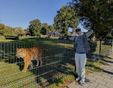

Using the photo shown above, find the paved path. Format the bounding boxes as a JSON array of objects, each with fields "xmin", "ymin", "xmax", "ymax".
[{"xmin": 67, "ymin": 57, "xmax": 113, "ymax": 88}]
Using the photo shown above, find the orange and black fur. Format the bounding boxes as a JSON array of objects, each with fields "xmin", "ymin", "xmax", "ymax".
[{"xmin": 16, "ymin": 47, "xmax": 42, "ymax": 72}]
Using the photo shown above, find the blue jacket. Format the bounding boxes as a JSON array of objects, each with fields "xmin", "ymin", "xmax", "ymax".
[{"xmin": 74, "ymin": 34, "xmax": 90, "ymax": 53}]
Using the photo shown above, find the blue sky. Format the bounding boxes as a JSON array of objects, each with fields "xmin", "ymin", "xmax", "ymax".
[{"xmin": 0, "ymin": 0, "xmax": 71, "ymax": 28}]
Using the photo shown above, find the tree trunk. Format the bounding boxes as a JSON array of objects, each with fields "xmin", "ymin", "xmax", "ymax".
[{"xmin": 99, "ymin": 39, "xmax": 102, "ymax": 55}]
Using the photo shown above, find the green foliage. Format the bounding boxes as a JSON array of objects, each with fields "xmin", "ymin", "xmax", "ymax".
[
  {"xmin": 48, "ymin": 25, "xmax": 54, "ymax": 32},
  {"xmin": 28, "ymin": 19, "xmax": 41, "ymax": 36},
  {"xmin": 40, "ymin": 23, "xmax": 54, "ymax": 35},
  {"xmin": 0, "ymin": 24, "xmax": 5, "ymax": 30},
  {"xmin": 28, "ymin": 19, "xmax": 54, "ymax": 36},
  {"xmin": 72, "ymin": 0, "xmax": 113, "ymax": 38},
  {"xmin": 15, "ymin": 27, "xmax": 25, "ymax": 36},
  {"xmin": 0, "ymin": 23, "xmax": 26, "ymax": 37},
  {"xmin": 40, "ymin": 27, "xmax": 47, "ymax": 35},
  {"xmin": 111, "ymin": 29, "xmax": 113, "ymax": 36},
  {"xmin": 40, "ymin": 23, "xmax": 48, "ymax": 35},
  {"xmin": 0, "ymin": 24, "xmax": 5, "ymax": 35},
  {"xmin": 54, "ymin": 5, "xmax": 77, "ymax": 35},
  {"xmin": 3, "ymin": 26, "xmax": 16, "ymax": 36},
  {"xmin": 106, "ymin": 34, "xmax": 113, "ymax": 39}
]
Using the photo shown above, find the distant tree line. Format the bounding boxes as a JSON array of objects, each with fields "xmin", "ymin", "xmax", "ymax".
[
  {"xmin": 0, "ymin": 19, "xmax": 54, "ymax": 37},
  {"xmin": 0, "ymin": 24, "xmax": 28, "ymax": 36}
]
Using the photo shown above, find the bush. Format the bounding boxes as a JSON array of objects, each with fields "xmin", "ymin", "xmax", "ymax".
[
  {"xmin": 3, "ymin": 28, "xmax": 16, "ymax": 36},
  {"xmin": 106, "ymin": 35, "xmax": 113, "ymax": 39}
]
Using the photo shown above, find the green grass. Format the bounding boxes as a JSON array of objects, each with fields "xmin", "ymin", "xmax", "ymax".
[
  {"xmin": 0, "ymin": 61, "xmax": 39, "ymax": 88},
  {"xmin": 0, "ymin": 60, "xmax": 103, "ymax": 88},
  {"xmin": 48, "ymin": 74, "xmax": 75, "ymax": 88},
  {"xmin": 86, "ymin": 60, "xmax": 103, "ymax": 74},
  {"xmin": 0, "ymin": 39, "xmax": 14, "ymax": 42}
]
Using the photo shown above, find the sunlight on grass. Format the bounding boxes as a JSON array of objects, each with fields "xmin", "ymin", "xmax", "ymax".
[
  {"xmin": 86, "ymin": 60, "xmax": 103, "ymax": 74},
  {"xmin": 0, "ymin": 61, "xmax": 38, "ymax": 88},
  {"xmin": 0, "ymin": 39, "xmax": 14, "ymax": 42}
]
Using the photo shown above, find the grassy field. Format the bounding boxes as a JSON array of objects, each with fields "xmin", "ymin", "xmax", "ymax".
[{"xmin": 0, "ymin": 37, "xmax": 111, "ymax": 88}]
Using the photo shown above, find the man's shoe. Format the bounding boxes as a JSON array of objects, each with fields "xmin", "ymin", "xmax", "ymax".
[
  {"xmin": 79, "ymin": 79, "xmax": 85, "ymax": 85},
  {"xmin": 76, "ymin": 77, "xmax": 81, "ymax": 82}
]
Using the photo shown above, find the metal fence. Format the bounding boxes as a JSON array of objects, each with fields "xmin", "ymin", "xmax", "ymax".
[
  {"xmin": 88, "ymin": 40, "xmax": 113, "ymax": 61},
  {"xmin": 0, "ymin": 41, "xmax": 70, "ymax": 88}
]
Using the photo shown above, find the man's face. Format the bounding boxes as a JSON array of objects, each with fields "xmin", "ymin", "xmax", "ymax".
[
  {"xmin": 76, "ymin": 30, "xmax": 81, "ymax": 35},
  {"xmin": 76, "ymin": 28, "xmax": 81, "ymax": 35}
]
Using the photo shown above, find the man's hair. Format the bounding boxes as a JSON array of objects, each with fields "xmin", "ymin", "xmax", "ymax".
[{"xmin": 75, "ymin": 28, "xmax": 81, "ymax": 32}]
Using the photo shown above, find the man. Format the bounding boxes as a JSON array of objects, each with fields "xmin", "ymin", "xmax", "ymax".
[{"xmin": 74, "ymin": 28, "xmax": 90, "ymax": 85}]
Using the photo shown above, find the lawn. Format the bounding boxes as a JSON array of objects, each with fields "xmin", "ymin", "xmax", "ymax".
[{"xmin": 0, "ymin": 37, "xmax": 111, "ymax": 88}]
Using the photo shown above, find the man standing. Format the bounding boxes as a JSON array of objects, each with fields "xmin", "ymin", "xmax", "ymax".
[{"xmin": 74, "ymin": 28, "xmax": 90, "ymax": 85}]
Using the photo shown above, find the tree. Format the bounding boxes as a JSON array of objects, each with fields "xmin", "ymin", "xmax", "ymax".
[
  {"xmin": 48, "ymin": 25, "xmax": 54, "ymax": 32},
  {"xmin": 0, "ymin": 24, "xmax": 5, "ymax": 35},
  {"xmin": 0, "ymin": 24, "xmax": 5, "ymax": 30},
  {"xmin": 40, "ymin": 23, "xmax": 49, "ymax": 35},
  {"xmin": 111, "ymin": 29, "xmax": 113, "ymax": 36},
  {"xmin": 24, "ymin": 29, "xmax": 30, "ymax": 36},
  {"xmin": 3, "ymin": 26, "xmax": 16, "ymax": 36},
  {"xmin": 54, "ymin": 5, "xmax": 77, "ymax": 36},
  {"xmin": 72, "ymin": 0, "xmax": 113, "ymax": 38},
  {"xmin": 28, "ymin": 19, "xmax": 41, "ymax": 36},
  {"xmin": 71, "ymin": 0, "xmax": 113, "ymax": 55},
  {"xmin": 15, "ymin": 27, "xmax": 25, "ymax": 36}
]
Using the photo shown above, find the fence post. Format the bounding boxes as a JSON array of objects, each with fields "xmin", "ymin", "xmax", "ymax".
[
  {"xmin": 111, "ymin": 38, "xmax": 113, "ymax": 52},
  {"xmin": 99, "ymin": 39, "xmax": 102, "ymax": 56}
]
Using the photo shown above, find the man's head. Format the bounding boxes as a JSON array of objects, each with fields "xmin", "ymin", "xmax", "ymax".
[{"xmin": 75, "ymin": 28, "xmax": 81, "ymax": 35}]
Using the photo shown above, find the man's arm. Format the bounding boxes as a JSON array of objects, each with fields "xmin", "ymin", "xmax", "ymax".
[{"xmin": 70, "ymin": 36, "xmax": 75, "ymax": 41}]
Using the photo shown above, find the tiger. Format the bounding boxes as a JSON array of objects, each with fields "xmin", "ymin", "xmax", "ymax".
[{"xmin": 16, "ymin": 47, "xmax": 42, "ymax": 72}]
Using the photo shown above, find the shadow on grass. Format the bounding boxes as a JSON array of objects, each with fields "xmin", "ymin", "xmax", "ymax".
[
  {"xmin": 101, "ymin": 59, "xmax": 113, "ymax": 64},
  {"xmin": 86, "ymin": 62, "xmax": 103, "ymax": 72},
  {"xmin": 87, "ymin": 56, "xmax": 113, "ymax": 76},
  {"xmin": 103, "ymin": 70, "xmax": 113, "ymax": 75}
]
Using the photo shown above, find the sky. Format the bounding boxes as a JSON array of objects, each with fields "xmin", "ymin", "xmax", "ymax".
[{"xmin": 0, "ymin": 0, "xmax": 71, "ymax": 28}]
